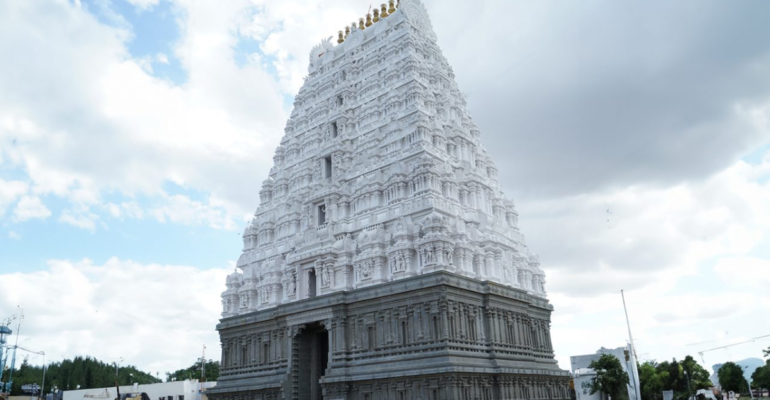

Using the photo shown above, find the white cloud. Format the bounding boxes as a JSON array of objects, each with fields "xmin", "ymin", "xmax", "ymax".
[
  {"xmin": 529, "ymin": 154, "xmax": 770, "ymax": 369},
  {"xmin": 136, "ymin": 56, "xmax": 154, "ymax": 74},
  {"xmin": 0, "ymin": 258, "xmax": 229, "ymax": 374},
  {"xmin": 0, "ymin": 0, "xmax": 287, "ymax": 228},
  {"xmin": 8, "ymin": 230, "xmax": 21, "ymax": 240},
  {"xmin": 123, "ymin": 0, "xmax": 160, "ymax": 12},
  {"xmin": 59, "ymin": 208, "xmax": 100, "ymax": 231},
  {"xmin": 523, "ymin": 155, "xmax": 770, "ymax": 298},
  {"xmin": 155, "ymin": 52, "xmax": 169, "ymax": 64},
  {"xmin": 714, "ymin": 256, "xmax": 770, "ymax": 290},
  {"xmin": 106, "ymin": 201, "xmax": 144, "ymax": 219},
  {"xmin": 12, "ymin": 195, "xmax": 52, "ymax": 221},
  {"xmin": 0, "ymin": 179, "xmax": 28, "ymax": 216},
  {"xmin": 243, "ymin": 0, "xmax": 367, "ymax": 94},
  {"xmin": 150, "ymin": 194, "xmax": 236, "ymax": 230}
]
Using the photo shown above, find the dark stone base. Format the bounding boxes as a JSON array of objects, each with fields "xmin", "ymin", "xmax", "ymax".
[{"xmin": 208, "ymin": 272, "xmax": 570, "ymax": 400}]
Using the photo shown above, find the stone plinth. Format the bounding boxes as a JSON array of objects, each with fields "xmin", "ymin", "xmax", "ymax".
[{"xmin": 209, "ymin": 272, "xmax": 569, "ymax": 400}]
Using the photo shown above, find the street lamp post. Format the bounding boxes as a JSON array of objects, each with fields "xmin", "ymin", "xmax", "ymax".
[
  {"xmin": 40, "ymin": 352, "xmax": 46, "ymax": 400},
  {"xmin": 114, "ymin": 358, "xmax": 123, "ymax": 400}
]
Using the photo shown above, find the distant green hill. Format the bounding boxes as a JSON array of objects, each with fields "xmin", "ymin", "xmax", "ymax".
[
  {"xmin": 1, "ymin": 356, "xmax": 161, "ymax": 396},
  {"xmin": 710, "ymin": 358, "xmax": 765, "ymax": 387}
]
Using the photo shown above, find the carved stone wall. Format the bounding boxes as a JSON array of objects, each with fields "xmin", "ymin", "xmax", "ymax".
[{"xmin": 208, "ymin": 272, "xmax": 569, "ymax": 400}]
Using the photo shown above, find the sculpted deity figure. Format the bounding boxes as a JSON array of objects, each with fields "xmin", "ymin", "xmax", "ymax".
[
  {"xmin": 358, "ymin": 261, "xmax": 372, "ymax": 279},
  {"xmin": 289, "ymin": 271, "xmax": 297, "ymax": 294},
  {"xmin": 321, "ymin": 264, "xmax": 332, "ymax": 286},
  {"xmin": 301, "ymin": 205, "xmax": 311, "ymax": 229}
]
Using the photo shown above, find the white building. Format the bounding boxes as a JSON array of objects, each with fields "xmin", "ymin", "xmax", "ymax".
[
  {"xmin": 574, "ymin": 368, "xmax": 602, "ymax": 400},
  {"xmin": 571, "ymin": 345, "xmax": 641, "ymax": 400},
  {"xmin": 63, "ymin": 380, "xmax": 216, "ymax": 400}
]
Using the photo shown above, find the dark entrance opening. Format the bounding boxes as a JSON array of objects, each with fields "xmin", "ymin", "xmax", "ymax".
[
  {"xmin": 296, "ymin": 323, "xmax": 329, "ymax": 400},
  {"xmin": 308, "ymin": 269, "xmax": 317, "ymax": 298}
]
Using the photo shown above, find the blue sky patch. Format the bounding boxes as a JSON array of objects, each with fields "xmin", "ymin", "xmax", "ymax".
[{"xmin": 81, "ymin": 0, "xmax": 187, "ymax": 84}]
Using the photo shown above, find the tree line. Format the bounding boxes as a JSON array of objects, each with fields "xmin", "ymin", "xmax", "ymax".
[
  {"xmin": 0, "ymin": 356, "xmax": 219, "ymax": 396},
  {"xmin": 592, "ymin": 346, "xmax": 770, "ymax": 400},
  {"xmin": 164, "ymin": 360, "xmax": 219, "ymax": 383}
]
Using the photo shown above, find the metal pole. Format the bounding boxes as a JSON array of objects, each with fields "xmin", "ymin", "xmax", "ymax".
[
  {"xmin": 40, "ymin": 353, "xmax": 46, "ymax": 400},
  {"xmin": 201, "ymin": 345, "xmax": 206, "ymax": 382},
  {"xmin": 685, "ymin": 370, "xmax": 692, "ymax": 400},
  {"xmin": 7, "ymin": 311, "xmax": 23, "ymax": 394},
  {"xmin": 114, "ymin": 358, "xmax": 123, "ymax": 400},
  {"xmin": 621, "ymin": 290, "xmax": 642, "ymax": 400},
  {"xmin": 0, "ymin": 320, "xmax": 7, "ymax": 395},
  {"xmin": 745, "ymin": 374, "xmax": 754, "ymax": 400}
]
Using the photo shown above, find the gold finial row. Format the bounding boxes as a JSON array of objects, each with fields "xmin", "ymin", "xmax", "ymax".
[{"xmin": 337, "ymin": 0, "xmax": 398, "ymax": 44}]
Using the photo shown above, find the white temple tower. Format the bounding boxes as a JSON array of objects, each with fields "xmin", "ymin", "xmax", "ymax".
[{"xmin": 210, "ymin": 1, "xmax": 569, "ymax": 399}]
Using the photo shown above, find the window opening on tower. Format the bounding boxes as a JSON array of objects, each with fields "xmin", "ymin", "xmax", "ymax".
[
  {"xmin": 331, "ymin": 121, "xmax": 339, "ymax": 138},
  {"xmin": 324, "ymin": 156, "xmax": 332, "ymax": 178},
  {"xmin": 317, "ymin": 204, "xmax": 326, "ymax": 225}
]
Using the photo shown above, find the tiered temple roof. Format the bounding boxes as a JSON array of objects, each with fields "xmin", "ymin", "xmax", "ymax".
[{"xmin": 221, "ymin": 0, "xmax": 547, "ymax": 317}]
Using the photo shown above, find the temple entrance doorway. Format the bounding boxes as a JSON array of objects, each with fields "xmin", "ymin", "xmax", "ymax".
[{"xmin": 296, "ymin": 323, "xmax": 329, "ymax": 400}]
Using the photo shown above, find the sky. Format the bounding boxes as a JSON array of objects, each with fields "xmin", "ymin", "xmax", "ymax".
[{"xmin": 1, "ymin": 0, "xmax": 769, "ymax": 380}]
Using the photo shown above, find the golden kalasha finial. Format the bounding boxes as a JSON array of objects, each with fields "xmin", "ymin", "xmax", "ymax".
[
  {"xmin": 388, "ymin": 0, "xmax": 396, "ymax": 14},
  {"xmin": 337, "ymin": 30, "xmax": 344, "ymax": 44},
  {"xmin": 381, "ymin": 3, "xmax": 388, "ymax": 18},
  {"xmin": 365, "ymin": 13, "xmax": 373, "ymax": 27},
  {"xmin": 373, "ymin": 9, "xmax": 380, "ymax": 23},
  {"xmin": 359, "ymin": 17, "xmax": 365, "ymax": 30},
  {"xmin": 351, "ymin": 22, "xmax": 357, "ymax": 32},
  {"xmin": 345, "ymin": 25, "xmax": 350, "ymax": 38}
]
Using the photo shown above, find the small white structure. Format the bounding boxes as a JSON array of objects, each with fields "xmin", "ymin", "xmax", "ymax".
[
  {"xmin": 571, "ymin": 345, "xmax": 641, "ymax": 400},
  {"xmin": 63, "ymin": 380, "xmax": 216, "ymax": 400},
  {"xmin": 574, "ymin": 368, "xmax": 602, "ymax": 400},
  {"xmin": 696, "ymin": 388, "xmax": 718, "ymax": 400}
]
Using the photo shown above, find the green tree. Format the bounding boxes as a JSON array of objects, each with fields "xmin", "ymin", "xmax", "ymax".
[
  {"xmin": 639, "ymin": 361, "xmax": 664, "ymax": 400},
  {"xmin": 638, "ymin": 356, "xmax": 712, "ymax": 400},
  {"xmin": 165, "ymin": 360, "xmax": 220, "ymax": 383},
  {"xmin": 589, "ymin": 354, "xmax": 631, "ymax": 400},
  {"xmin": 681, "ymin": 356, "xmax": 713, "ymax": 394},
  {"xmin": 752, "ymin": 360, "xmax": 770, "ymax": 396},
  {"xmin": 718, "ymin": 362, "xmax": 745, "ymax": 394},
  {"xmin": 2, "ymin": 356, "xmax": 161, "ymax": 395}
]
